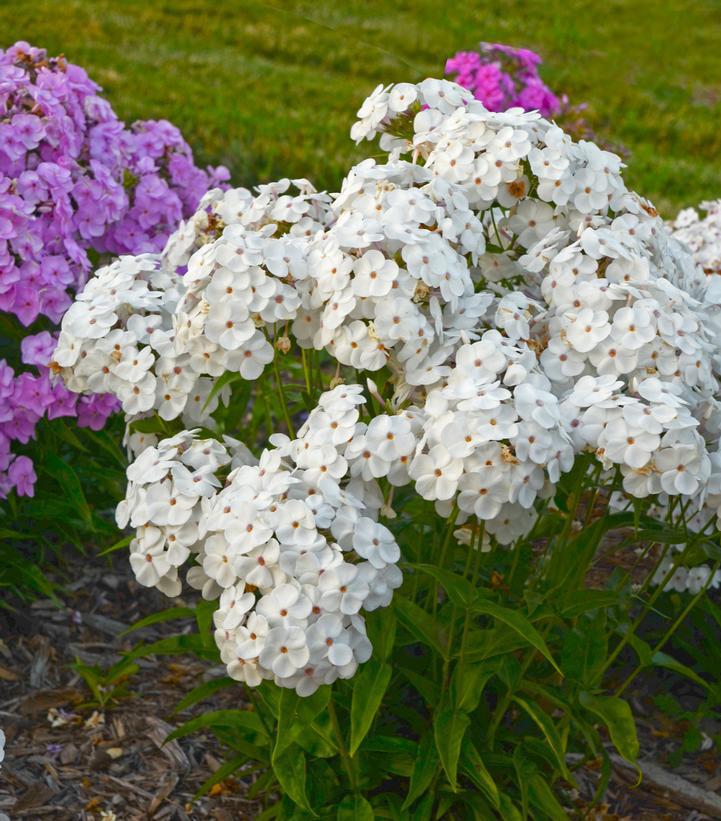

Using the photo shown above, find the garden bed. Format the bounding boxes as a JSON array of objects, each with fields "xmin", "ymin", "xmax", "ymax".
[{"xmin": 2, "ymin": 556, "xmax": 720, "ymax": 819}]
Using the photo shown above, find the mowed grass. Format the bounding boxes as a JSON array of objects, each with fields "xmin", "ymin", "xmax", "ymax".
[{"xmin": 3, "ymin": 0, "xmax": 721, "ymax": 215}]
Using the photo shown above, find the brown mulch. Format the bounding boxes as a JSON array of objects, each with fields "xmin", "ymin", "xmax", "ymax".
[
  {"xmin": 0, "ymin": 558, "xmax": 265, "ymax": 820},
  {"xmin": 571, "ymin": 712, "xmax": 721, "ymax": 820}
]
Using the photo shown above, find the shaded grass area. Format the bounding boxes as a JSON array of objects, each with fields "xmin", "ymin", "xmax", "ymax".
[{"xmin": 3, "ymin": 0, "xmax": 721, "ymax": 215}]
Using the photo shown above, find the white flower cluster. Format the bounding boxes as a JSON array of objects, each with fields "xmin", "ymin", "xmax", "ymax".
[
  {"xmin": 53, "ymin": 179, "xmax": 333, "ymax": 425},
  {"xmin": 656, "ymin": 199, "xmax": 721, "ymax": 594},
  {"xmin": 117, "ymin": 385, "xmax": 402, "ymax": 695},
  {"xmin": 51, "ymin": 253, "xmax": 211, "ymax": 423},
  {"xmin": 669, "ymin": 200, "xmax": 721, "ymax": 276},
  {"xmin": 57, "ymin": 77, "xmax": 721, "ymax": 679},
  {"xmin": 653, "ymin": 550, "xmax": 721, "ymax": 595}
]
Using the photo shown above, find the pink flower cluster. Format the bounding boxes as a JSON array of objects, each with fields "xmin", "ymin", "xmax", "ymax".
[
  {"xmin": 0, "ymin": 41, "xmax": 229, "ymax": 498},
  {"xmin": 445, "ymin": 42, "xmax": 562, "ymax": 117}
]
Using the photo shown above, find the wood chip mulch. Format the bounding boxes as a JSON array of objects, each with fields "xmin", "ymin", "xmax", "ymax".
[{"xmin": 0, "ymin": 559, "xmax": 264, "ymax": 820}]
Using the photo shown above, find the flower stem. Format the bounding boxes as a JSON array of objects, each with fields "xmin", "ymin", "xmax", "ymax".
[
  {"xmin": 615, "ymin": 560, "xmax": 720, "ymax": 697},
  {"xmin": 272, "ymin": 353, "xmax": 296, "ymax": 438},
  {"xmin": 327, "ymin": 697, "xmax": 358, "ymax": 792},
  {"xmin": 301, "ymin": 347, "xmax": 312, "ymax": 398},
  {"xmin": 597, "ymin": 540, "xmax": 695, "ymax": 681}
]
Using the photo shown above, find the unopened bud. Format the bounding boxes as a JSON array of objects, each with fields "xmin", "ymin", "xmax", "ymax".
[
  {"xmin": 275, "ymin": 335, "xmax": 291, "ymax": 354},
  {"xmin": 366, "ymin": 378, "xmax": 384, "ymax": 405}
]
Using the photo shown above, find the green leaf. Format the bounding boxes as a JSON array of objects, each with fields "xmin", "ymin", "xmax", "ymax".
[
  {"xmin": 395, "ymin": 596, "xmax": 448, "ymax": 659},
  {"xmin": 0, "ymin": 545, "xmax": 58, "ymax": 601},
  {"xmin": 105, "ymin": 655, "xmax": 141, "ymax": 684},
  {"xmin": 54, "ymin": 420, "xmax": 89, "ymax": 452},
  {"xmin": 44, "ymin": 453, "xmax": 93, "ymax": 527},
  {"xmin": 560, "ymin": 619, "xmax": 607, "ymax": 686},
  {"xmin": 473, "ymin": 600, "xmax": 561, "ymax": 675},
  {"xmin": 402, "ymin": 732, "xmax": 438, "ymax": 810},
  {"xmin": 0, "ymin": 528, "xmax": 27, "ymax": 540},
  {"xmin": 123, "ymin": 633, "xmax": 218, "ymax": 663},
  {"xmin": 409, "ymin": 792, "xmax": 434, "ymax": 821},
  {"xmin": 460, "ymin": 739, "xmax": 500, "ymax": 810},
  {"xmin": 652, "ymin": 651, "xmax": 711, "ymax": 691},
  {"xmin": 337, "ymin": 794, "xmax": 374, "ymax": 820},
  {"xmin": 128, "ymin": 413, "xmax": 176, "ymax": 435},
  {"xmin": 256, "ymin": 681, "xmax": 281, "ymax": 719},
  {"xmin": 72, "ymin": 661, "xmax": 101, "ymax": 702},
  {"xmin": 547, "ymin": 511, "xmax": 630, "ymax": 590},
  {"xmin": 522, "ymin": 736, "xmax": 565, "ymax": 777},
  {"xmin": 450, "ymin": 662, "xmax": 492, "ymax": 713},
  {"xmin": 194, "ymin": 599, "xmax": 218, "ymax": 648},
  {"xmin": 407, "ymin": 563, "xmax": 476, "ymax": 607},
  {"xmin": 528, "ymin": 773, "xmax": 567, "ymax": 821},
  {"xmin": 361, "ymin": 736, "xmax": 417, "ymax": 757},
  {"xmin": 460, "ymin": 626, "xmax": 528, "ymax": 663},
  {"xmin": 519, "ymin": 682, "xmax": 572, "ymax": 716},
  {"xmin": 166, "ymin": 709, "xmax": 268, "ymax": 743},
  {"xmin": 455, "ymin": 790, "xmax": 495, "ymax": 819},
  {"xmin": 579, "ymin": 692, "xmax": 639, "ymax": 762},
  {"xmin": 80, "ymin": 427, "xmax": 127, "ymax": 468},
  {"xmin": 366, "ymin": 606, "xmax": 396, "ymax": 661},
  {"xmin": 498, "ymin": 793, "xmax": 523, "ymax": 821},
  {"xmin": 273, "ymin": 745, "xmax": 313, "ymax": 813},
  {"xmin": 512, "ymin": 697, "xmax": 572, "ymax": 781},
  {"xmin": 295, "ymin": 721, "xmax": 337, "ymax": 759},
  {"xmin": 433, "ymin": 708, "xmax": 470, "ymax": 791},
  {"xmin": 194, "ymin": 753, "xmax": 247, "ymax": 798},
  {"xmin": 122, "ymin": 605, "xmax": 194, "ymax": 635},
  {"xmin": 360, "ymin": 735, "xmax": 416, "ymax": 776},
  {"xmin": 98, "ymin": 534, "xmax": 133, "ymax": 557},
  {"xmin": 214, "ymin": 732, "xmax": 269, "ymax": 762},
  {"xmin": 396, "ymin": 663, "xmax": 442, "ymax": 707},
  {"xmin": 274, "ymin": 686, "xmax": 330, "ymax": 760},
  {"xmin": 202, "ymin": 369, "xmax": 241, "ymax": 412},
  {"xmin": 557, "ymin": 589, "xmax": 620, "ymax": 618},
  {"xmin": 620, "ymin": 628, "xmax": 653, "ymax": 667},
  {"xmin": 512, "ymin": 746, "xmax": 534, "ymax": 819},
  {"xmin": 349, "ymin": 659, "xmax": 392, "ymax": 755},
  {"xmin": 172, "ymin": 676, "xmax": 237, "ymax": 714},
  {"xmin": 274, "ymin": 689, "xmax": 302, "ymax": 755}
]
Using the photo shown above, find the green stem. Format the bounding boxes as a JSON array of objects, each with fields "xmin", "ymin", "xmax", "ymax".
[
  {"xmin": 301, "ymin": 347, "xmax": 313, "ymax": 397},
  {"xmin": 582, "ymin": 463, "xmax": 604, "ymax": 528},
  {"xmin": 328, "ymin": 697, "xmax": 358, "ymax": 792},
  {"xmin": 427, "ymin": 506, "xmax": 459, "ymax": 683},
  {"xmin": 457, "ymin": 522, "xmax": 486, "ymax": 677},
  {"xmin": 507, "ymin": 539, "xmax": 523, "ymax": 588},
  {"xmin": 489, "ymin": 207, "xmax": 505, "ymax": 248},
  {"xmin": 615, "ymin": 561, "xmax": 720, "ymax": 697},
  {"xmin": 597, "ymin": 541, "xmax": 694, "ymax": 681},
  {"xmin": 427, "ymin": 505, "xmax": 459, "ymax": 613},
  {"xmin": 442, "ymin": 534, "xmax": 477, "ymax": 689},
  {"xmin": 487, "ymin": 645, "xmax": 536, "ymax": 749},
  {"xmin": 247, "ymin": 687, "xmax": 274, "ymax": 739},
  {"xmin": 615, "ymin": 539, "xmax": 663, "ymax": 599},
  {"xmin": 272, "ymin": 352, "xmax": 296, "ymax": 438}
]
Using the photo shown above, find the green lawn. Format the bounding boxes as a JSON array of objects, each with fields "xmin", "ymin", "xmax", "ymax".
[{"xmin": 4, "ymin": 0, "xmax": 721, "ymax": 216}]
